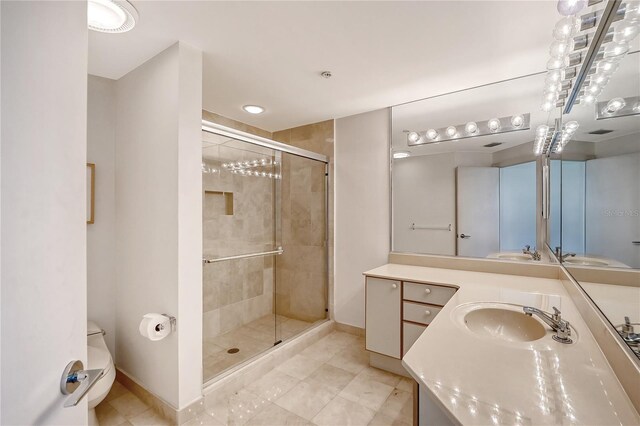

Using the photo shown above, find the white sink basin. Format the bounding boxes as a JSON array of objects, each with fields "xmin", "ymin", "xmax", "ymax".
[
  {"xmin": 462, "ymin": 306, "xmax": 546, "ymax": 343},
  {"xmin": 564, "ymin": 256, "xmax": 609, "ymax": 267}
]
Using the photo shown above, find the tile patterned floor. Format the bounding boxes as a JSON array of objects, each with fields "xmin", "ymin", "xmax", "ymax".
[
  {"xmin": 96, "ymin": 380, "xmax": 169, "ymax": 426},
  {"xmin": 197, "ymin": 330, "xmax": 413, "ymax": 426},
  {"xmin": 97, "ymin": 330, "xmax": 412, "ymax": 426},
  {"xmin": 204, "ymin": 315, "xmax": 313, "ymax": 381}
]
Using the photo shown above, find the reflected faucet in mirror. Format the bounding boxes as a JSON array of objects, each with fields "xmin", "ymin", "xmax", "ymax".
[{"xmin": 616, "ymin": 317, "xmax": 640, "ymax": 357}]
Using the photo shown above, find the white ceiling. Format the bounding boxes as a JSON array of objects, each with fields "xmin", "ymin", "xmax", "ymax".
[{"xmin": 89, "ymin": 1, "xmax": 559, "ymax": 132}]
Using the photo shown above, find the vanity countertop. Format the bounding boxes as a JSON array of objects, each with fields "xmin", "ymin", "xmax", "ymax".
[{"xmin": 364, "ymin": 263, "xmax": 640, "ymax": 425}]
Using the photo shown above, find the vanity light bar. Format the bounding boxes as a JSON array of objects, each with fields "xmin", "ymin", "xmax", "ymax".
[
  {"xmin": 534, "ymin": 125, "xmax": 553, "ymax": 156},
  {"xmin": 406, "ymin": 113, "xmax": 530, "ymax": 146},
  {"xmin": 595, "ymin": 95, "xmax": 640, "ymax": 119},
  {"xmin": 553, "ymin": 121, "xmax": 579, "ymax": 153}
]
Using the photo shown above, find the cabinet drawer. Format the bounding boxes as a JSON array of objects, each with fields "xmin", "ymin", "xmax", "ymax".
[
  {"xmin": 403, "ymin": 282, "xmax": 456, "ymax": 306},
  {"xmin": 403, "ymin": 321, "xmax": 427, "ymax": 356},
  {"xmin": 403, "ymin": 301, "xmax": 442, "ymax": 325}
]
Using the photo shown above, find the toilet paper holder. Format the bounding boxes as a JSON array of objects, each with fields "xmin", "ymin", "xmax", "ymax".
[{"xmin": 160, "ymin": 314, "xmax": 177, "ymax": 332}]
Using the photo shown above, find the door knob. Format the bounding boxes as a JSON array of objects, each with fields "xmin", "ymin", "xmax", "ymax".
[
  {"xmin": 424, "ymin": 288, "xmax": 431, "ymax": 294},
  {"xmin": 424, "ymin": 310, "xmax": 431, "ymax": 316},
  {"xmin": 391, "ymin": 283, "xmax": 398, "ymax": 289},
  {"xmin": 460, "ymin": 234, "xmax": 471, "ymax": 239}
]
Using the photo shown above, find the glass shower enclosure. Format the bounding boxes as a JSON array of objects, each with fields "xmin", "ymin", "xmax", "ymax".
[{"xmin": 201, "ymin": 122, "xmax": 328, "ymax": 383}]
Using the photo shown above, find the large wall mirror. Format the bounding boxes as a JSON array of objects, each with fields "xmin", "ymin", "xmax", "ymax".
[
  {"xmin": 391, "ymin": 73, "xmax": 559, "ymax": 262},
  {"xmin": 552, "ymin": 49, "xmax": 639, "ymax": 359}
]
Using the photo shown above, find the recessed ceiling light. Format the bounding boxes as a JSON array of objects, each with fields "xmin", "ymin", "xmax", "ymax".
[
  {"xmin": 242, "ymin": 105, "xmax": 265, "ymax": 114},
  {"xmin": 393, "ymin": 151, "xmax": 411, "ymax": 159},
  {"xmin": 88, "ymin": 0, "xmax": 138, "ymax": 33}
]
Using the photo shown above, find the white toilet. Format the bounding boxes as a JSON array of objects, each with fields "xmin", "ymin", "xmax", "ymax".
[{"xmin": 87, "ymin": 321, "xmax": 116, "ymax": 426}]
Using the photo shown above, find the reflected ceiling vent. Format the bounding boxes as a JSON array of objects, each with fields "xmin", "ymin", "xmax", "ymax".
[
  {"xmin": 483, "ymin": 142, "xmax": 502, "ymax": 148},
  {"xmin": 588, "ymin": 129, "xmax": 614, "ymax": 135}
]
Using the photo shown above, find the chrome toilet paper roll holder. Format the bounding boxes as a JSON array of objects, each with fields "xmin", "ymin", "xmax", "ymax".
[{"xmin": 158, "ymin": 314, "xmax": 176, "ymax": 333}]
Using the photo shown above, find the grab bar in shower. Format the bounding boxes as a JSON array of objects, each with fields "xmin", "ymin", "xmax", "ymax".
[{"xmin": 203, "ymin": 248, "xmax": 284, "ymax": 264}]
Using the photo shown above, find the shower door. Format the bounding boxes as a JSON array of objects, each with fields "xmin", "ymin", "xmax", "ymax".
[
  {"xmin": 202, "ymin": 129, "xmax": 281, "ymax": 382},
  {"xmin": 201, "ymin": 123, "xmax": 329, "ymax": 384},
  {"xmin": 274, "ymin": 152, "xmax": 328, "ymax": 342}
]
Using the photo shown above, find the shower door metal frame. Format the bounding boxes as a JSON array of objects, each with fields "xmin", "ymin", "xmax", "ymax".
[
  {"xmin": 201, "ymin": 121, "xmax": 331, "ymax": 387},
  {"xmin": 202, "ymin": 120, "xmax": 329, "ymax": 163}
]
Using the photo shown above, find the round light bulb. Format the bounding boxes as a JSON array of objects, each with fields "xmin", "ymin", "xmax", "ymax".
[
  {"xmin": 541, "ymin": 101, "xmax": 555, "ymax": 112},
  {"xmin": 546, "ymin": 70, "xmax": 563, "ymax": 84},
  {"xmin": 446, "ymin": 126, "xmax": 457, "ymax": 137},
  {"xmin": 511, "ymin": 115, "xmax": 524, "ymax": 128},
  {"xmin": 426, "ymin": 129, "xmax": 439, "ymax": 140},
  {"xmin": 583, "ymin": 94, "xmax": 596, "ymax": 104},
  {"xmin": 624, "ymin": 2, "xmax": 640, "ymax": 23},
  {"xmin": 557, "ymin": 0, "xmax": 587, "ymax": 16},
  {"xmin": 591, "ymin": 73, "xmax": 609, "ymax": 85},
  {"xmin": 465, "ymin": 122, "xmax": 478, "ymax": 135},
  {"xmin": 547, "ymin": 56, "xmax": 568, "ymax": 70},
  {"xmin": 602, "ymin": 42, "xmax": 630, "ymax": 58},
  {"xmin": 549, "ymin": 39, "xmax": 575, "ymax": 58},
  {"xmin": 588, "ymin": 84, "xmax": 601, "ymax": 94},
  {"xmin": 553, "ymin": 16, "xmax": 580, "ymax": 41},
  {"xmin": 407, "ymin": 131, "xmax": 420, "ymax": 143},
  {"xmin": 545, "ymin": 91, "xmax": 559, "ymax": 102},
  {"xmin": 487, "ymin": 118, "xmax": 501, "ymax": 132},
  {"xmin": 537, "ymin": 125, "xmax": 549, "ymax": 136},
  {"xmin": 564, "ymin": 121, "xmax": 579, "ymax": 132},
  {"xmin": 605, "ymin": 97, "xmax": 626, "ymax": 113},
  {"xmin": 612, "ymin": 22, "xmax": 640, "ymax": 43}
]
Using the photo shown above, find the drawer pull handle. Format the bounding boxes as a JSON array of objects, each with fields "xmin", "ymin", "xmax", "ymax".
[
  {"xmin": 392, "ymin": 283, "xmax": 398, "ymax": 289},
  {"xmin": 424, "ymin": 288, "xmax": 431, "ymax": 294},
  {"xmin": 425, "ymin": 310, "xmax": 431, "ymax": 316}
]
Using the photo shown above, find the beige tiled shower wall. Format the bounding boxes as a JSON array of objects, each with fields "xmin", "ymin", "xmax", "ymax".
[
  {"xmin": 202, "ymin": 123, "xmax": 276, "ymax": 340},
  {"xmin": 273, "ymin": 120, "xmax": 334, "ymax": 323}
]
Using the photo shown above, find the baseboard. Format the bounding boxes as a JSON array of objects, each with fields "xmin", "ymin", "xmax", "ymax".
[
  {"xmin": 115, "ymin": 369, "xmax": 184, "ymax": 424},
  {"xmin": 335, "ymin": 322, "xmax": 365, "ymax": 336}
]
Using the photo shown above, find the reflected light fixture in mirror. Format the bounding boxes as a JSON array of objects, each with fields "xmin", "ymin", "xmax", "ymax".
[
  {"xmin": 393, "ymin": 151, "xmax": 411, "ymax": 159},
  {"xmin": 596, "ymin": 95, "xmax": 640, "ymax": 119},
  {"xmin": 88, "ymin": 0, "xmax": 138, "ymax": 33}
]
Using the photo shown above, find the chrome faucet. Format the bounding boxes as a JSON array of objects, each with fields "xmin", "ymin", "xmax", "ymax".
[
  {"xmin": 522, "ymin": 245, "xmax": 541, "ymax": 261},
  {"xmin": 554, "ymin": 246, "xmax": 576, "ymax": 261},
  {"xmin": 618, "ymin": 317, "xmax": 640, "ymax": 345},
  {"xmin": 523, "ymin": 306, "xmax": 572, "ymax": 344}
]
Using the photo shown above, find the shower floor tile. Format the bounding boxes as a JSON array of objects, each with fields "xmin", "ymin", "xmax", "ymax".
[{"xmin": 203, "ymin": 314, "xmax": 313, "ymax": 382}]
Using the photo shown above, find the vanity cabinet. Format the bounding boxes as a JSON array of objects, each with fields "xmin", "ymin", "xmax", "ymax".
[
  {"xmin": 366, "ymin": 277, "xmax": 401, "ymax": 358},
  {"xmin": 365, "ymin": 276, "xmax": 457, "ymax": 360}
]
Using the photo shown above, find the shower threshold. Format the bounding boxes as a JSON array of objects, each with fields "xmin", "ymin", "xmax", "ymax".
[{"xmin": 203, "ymin": 317, "xmax": 331, "ymax": 390}]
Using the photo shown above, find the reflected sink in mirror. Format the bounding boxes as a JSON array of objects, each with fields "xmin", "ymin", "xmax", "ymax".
[
  {"xmin": 487, "ymin": 252, "xmax": 534, "ymax": 262},
  {"xmin": 564, "ymin": 256, "xmax": 609, "ymax": 267},
  {"xmin": 463, "ymin": 306, "xmax": 546, "ymax": 343}
]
